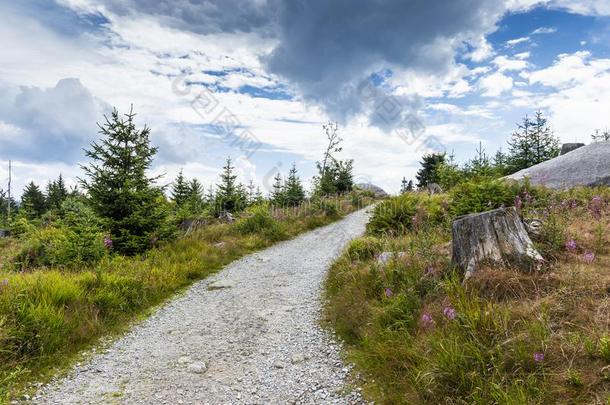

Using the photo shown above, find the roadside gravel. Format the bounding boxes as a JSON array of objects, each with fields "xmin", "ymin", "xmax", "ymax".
[{"xmin": 34, "ymin": 208, "xmax": 372, "ymax": 404}]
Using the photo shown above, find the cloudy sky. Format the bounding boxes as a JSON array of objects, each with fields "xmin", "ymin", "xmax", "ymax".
[{"xmin": 1, "ymin": 0, "xmax": 609, "ymax": 196}]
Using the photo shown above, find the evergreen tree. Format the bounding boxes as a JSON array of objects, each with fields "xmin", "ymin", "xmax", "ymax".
[
  {"xmin": 171, "ymin": 170, "xmax": 191, "ymax": 207},
  {"xmin": 81, "ymin": 107, "xmax": 167, "ymax": 255},
  {"xmin": 492, "ymin": 148, "xmax": 509, "ymax": 176},
  {"xmin": 187, "ymin": 178, "xmax": 205, "ymax": 213},
  {"xmin": 507, "ymin": 111, "xmax": 559, "ymax": 173},
  {"xmin": 270, "ymin": 172, "xmax": 285, "ymax": 206},
  {"xmin": 284, "ymin": 164, "xmax": 305, "ymax": 206},
  {"xmin": 46, "ymin": 174, "xmax": 69, "ymax": 210},
  {"xmin": 400, "ymin": 177, "xmax": 414, "ymax": 193},
  {"xmin": 21, "ymin": 181, "xmax": 47, "ymax": 218},
  {"xmin": 246, "ymin": 180, "xmax": 256, "ymax": 205},
  {"xmin": 415, "ymin": 153, "xmax": 445, "ymax": 188},
  {"xmin": 0, "ymin": 188, "xmax": 18, "ymax": 223},
  {"xmin": 334, "ymin": 160, "xmax": 354, "ymax": 194},
  {"xmin": 215, "ymin": 157, "xmax": 243, "ymax": 213},
  {"xmin": 465, "ymin": 142, "xmax": 493, "ymax": 178},
  {"xmin": 253, "ymin": 186, "xmax": 264, "ymax": 205}
]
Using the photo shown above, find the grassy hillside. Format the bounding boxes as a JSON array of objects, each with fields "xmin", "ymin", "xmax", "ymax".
[
  {"xmin": 325, "ymin": 183, "xmax": 609, "ymax": 404},
  {"xmin": 0, "ymin": 196, "xmax": 370, "ymax": 402}
]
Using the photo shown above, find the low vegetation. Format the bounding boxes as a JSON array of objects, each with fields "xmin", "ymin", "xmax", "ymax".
[
  {"xmin": 326, "ymin": 181, "xmax": 610, "ymax": 403},
  {"xmin": 0, "ymin": 110, "xmax": 370, "ymax": 401}
]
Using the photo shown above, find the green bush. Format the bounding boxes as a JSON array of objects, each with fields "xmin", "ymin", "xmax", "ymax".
[
  {"xmin": 235, "ymin": 205, "xmax": 286, "ymax": 240},
  {"xmin": 448, "ymin": 178, "xmax": 520, "ymax": 217},
  {"xmin": 313, "ymin": 198, "xmax": 340, "ymax": 217},
  {"xmin": 346, "ymin": 237, "xmax": 383, "ymax": 261},
  {"xmin": 14, "ymin": 199, "xmax": 107, "ymax": 269},
  {"xmin": 367, "ymin": 193, "xmax": 448, "ymax": 235}
]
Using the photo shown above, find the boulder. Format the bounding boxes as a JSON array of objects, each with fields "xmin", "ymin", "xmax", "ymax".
[
  {"xmin": 355, "ymin": 183, "xmax": 388, "ymax": 198},
  {"xmin": 560, "ymin": 143, "xmax": 585, "ymax": 155},
  {"xmin": 505, "ymin": 141, "xmax": 610, "ymax": 189}
]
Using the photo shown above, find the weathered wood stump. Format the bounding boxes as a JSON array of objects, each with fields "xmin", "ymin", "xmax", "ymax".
[{"xmin": 452, "ymin": 207, "xmax": 543, "ymax": 281}]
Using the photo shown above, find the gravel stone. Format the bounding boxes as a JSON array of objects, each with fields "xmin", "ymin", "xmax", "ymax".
[{"xmin": 35, "ymin": 208, "xmax": 372, "ymax": 404}]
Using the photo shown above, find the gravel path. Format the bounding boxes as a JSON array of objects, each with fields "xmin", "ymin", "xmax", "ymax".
[{"xmin": 35, "ymin": 208, "xmax": 372, "ymax": 405}]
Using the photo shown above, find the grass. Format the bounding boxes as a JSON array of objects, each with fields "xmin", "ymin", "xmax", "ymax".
[
  {"xmin": 324, "ymin": 186, "xmax": 610, "ymax": 404},
  {"xmin": 0, "ymin": 196, "xmax": 371, "ymax": 402}
]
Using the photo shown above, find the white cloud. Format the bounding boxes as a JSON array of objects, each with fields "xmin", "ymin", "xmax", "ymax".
[
  {"xmin": 514, "ymin": 51, "xmax": 531, "ymax": 60},
  {"xmin": 479, "ymin": 72, "xmax": 514, "ymax": 96},
  {"xmin": 532, "ymin": 27, "xmax": 557, "ymax": 35},
  {"xmin": 493, "ymin": 55, "xmax": 529, "ymax": 72},
  {"xmin": 506, "ymin": 37, "xmax": 530, "ymax": 47}
]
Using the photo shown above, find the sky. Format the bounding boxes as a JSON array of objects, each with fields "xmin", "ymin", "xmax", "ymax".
[{"xmin": 1, "ymin": 0, "xmax": 610, "ymax": 197}]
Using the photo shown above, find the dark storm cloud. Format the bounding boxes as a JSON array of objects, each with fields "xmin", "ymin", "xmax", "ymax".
[
  {"xmin": 95, "ymin": 0, "xmax": 509, "ymax": 128},
  {"xmin": 102, "ymin": 0, "xmax": 276, "ymax": 34},
  {"xmin": 265, "ymin": 0, "xmax": 506, "ymax": 123},
  {"xmin": 0, "ymin": 79, "xmax": 109, "ymax": 163}
]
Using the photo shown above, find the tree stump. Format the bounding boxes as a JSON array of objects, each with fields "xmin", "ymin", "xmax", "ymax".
[{"xmin": 452, "ymin": 207, "xmax": 543, "ymax": 281}]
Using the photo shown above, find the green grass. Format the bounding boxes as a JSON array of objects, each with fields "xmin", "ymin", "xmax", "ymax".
[
  {"xmin": 0, "ymin": 197, "xmax": 370, "ymax": 402},
  {"xmin": 324, "ymin": 186, "xmax": 610, "ymax": 404}
]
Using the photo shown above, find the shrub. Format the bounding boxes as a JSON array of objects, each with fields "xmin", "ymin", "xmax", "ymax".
[
  {"xmin": 449, "ymin": 178, "xmax": 520, "ymax": 217},
  {"xmin": 235, "ymin": 205, "xmax": 285, "ymax": 240},
  {"xmin": 346, "ymin": 237, "xmax": 383, "ymax": 261},
  {"xmin": 313, "ymin": 198, "xmax": 340, "ymax": 217},
  {"xmin": 367, "ymin": 193, "xmax": 448, "ymax": 235}
]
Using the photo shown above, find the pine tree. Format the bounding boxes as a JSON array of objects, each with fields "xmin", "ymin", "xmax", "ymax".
[
  {"xmin": 0, "ymin": 188, "xmax": 18, "ymax": 223},
  {"xmin": 314, "ymin": 122, "xmax": 343, "ymax": 196},
  {"xmin": 246, "ymin": 180, "xmax": 256, "ymax": 205},
  {"xmin": 416, "ymin": 153, "xmax": 445, "ymax": 188},
  {"xmin": 493, "ymin": 148, "xmax": 509, "ymax": 176},
  {"xmin": 400, "ymin": 177, "xmax": 414, "ymax": 194},
  {"xmin": 284, "ymin": 164, "xmax": 305, "ymax": 206},
  {"xmin": 507, "ymin": 111, "xmax": 559, "ymax": 173},
  {"xmin": 21, "ymin": 181, "xmax": 47, "ymax": 218},
  {"xmin": 171, "ymin": 170, "xmax": 191, "ymax": 207},
  {"xmin": 46, "ymin": 174, "xmax": 69, "ymax": 210},
  {"xmin": 465, "ymin": 142, "xmax": 493, "ymax": 178},
  {"xmin": 81, "ymin": 107, "xmax": 167, "ymax": 255},
  {"xmin": 187, "ymin": 178, "xmax": 205, "ymax": 212},
  {"xmin": 215, "ymin": 157, "xmax": 243, "ymax": 213},
  {"xmin": 270, "ymin": 172, "xmax": 285, "ymax": 206},
  {"xmin": 334, "ymin": 160, "xmax": 354, "ymax": 194}
]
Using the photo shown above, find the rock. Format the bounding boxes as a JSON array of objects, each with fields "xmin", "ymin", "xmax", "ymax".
[
  {"xmin": 177, "ymin": 356, "xmax": 191, "ymax": 365},
  {"xmin": 207, "ymin": 281, "xmax": 235, "ymax": 290},
  {"xmin": 291, "ymin": 354, "xmax": 306, "ymax": 364},
  {"xmin": 187, "ymin": 362, "xmax": 207, "ymax": 374},
  {"xmin": 354, "ymin": 183, "xmax": 388, "ymax": 198},
  {"xmin": 272, "ymin": 361, "xmax": 285, "ymax": 369},
  {"xmin": 377, "ymin": 251, "xmax": 407, "ymax": 265},
  {"xmin": 426, "ymin": 183, "xmax": 443, "ymax": 195},
  {"xmin": 560, "ymin": 143, "xmax": 585, "ymax": 155},
  {"xmin": 505, "ymin": 141, "xmax": 610, "ymax": 189},
  {"xmin": 452, "ymin": 207, "xmax": 543, "ymax": 281}
]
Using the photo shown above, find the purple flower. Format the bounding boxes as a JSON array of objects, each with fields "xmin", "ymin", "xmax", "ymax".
[
  {"xmin": 443, "ymin": 306, "xmax": 456, "ymax": 320},
  {"xmin": 582, "ymin": 250, "xmax": 596, "ymax": 264},
  {"xmin": 533, "ymin": 352, "xmax": 544, "ymax": 362},
  {"xmin": 104, "ymin": 237, "xmax": 113, "ymax": 249},
  {"xmin": 565, "ymin": 239, "xmax": 577, "ymax": 253},
  {"xmin": 384, "ymin": 287, "xmax": 394, "ymax": 298},
  {"xmin": 514, "ymin": 195, "xmax": 523, "ymax": 211},
  {"xmin": 0, "ymin": 279, "xmax": 8, "ymax": 287},
  {"xmin": 425, "ymin": 265, "xmax": 437, "ymax": 277},
  {"xmin": 421, "ymin": 312, "xmax": 434, "ymax": 326},
  {"xmin": 590, "ymin": 196, "xmax": 603, "ymax": 220}
]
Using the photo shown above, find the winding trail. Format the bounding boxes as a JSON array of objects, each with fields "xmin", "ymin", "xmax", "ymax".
[{"xmin": 36, "ymin": 208, "xmax": 372, "ymax": 404}]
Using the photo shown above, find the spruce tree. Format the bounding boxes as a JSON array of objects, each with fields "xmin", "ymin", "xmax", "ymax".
[
  {"xmin": 215, "ymin": 157, "xmax": 242, "ymax": 213},
  {"xmin": 0, "ymin": 189, "xmax": 17, "ymax": 224},
  {"xmin": 81, "ymin": 107, "xmax": 167, "ymax": 255},
  {"xmin": 407, "ymin": 180, "xmax": 414, "ymax": 192},
  {"xmin": 21, "ymin": 182, "xmax": 47, "ymax": 218},
  {"xmin": 507, "ymin": 111, "xmax": 559, "ymax": 173},
  {"xmin": 271, "ymin": 172, "xmax": 285, "ymax": 206},
  {"xmin": 171, "ymin": 170, "xmax": 191, "ymax": 207},
  {"xmin": 334, "ymin": 160, "xmax": 354, "ymax": 194},
  {"xmin": 46, "ymin": 174, "xmax": 69, "ymax": 210},
  {"xmin": 415, "ymin": 153, "xmax": 445, "ymax": 188},
  {"xmin": 284, "ymin": 164, "xmax": 305, "ymax": 206},
  {"xmin": 400, "ymin": 177, "xmax": 413, "ymax": 194}
]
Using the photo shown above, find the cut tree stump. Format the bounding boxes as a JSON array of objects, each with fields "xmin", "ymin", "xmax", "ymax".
[{"xmin": 451, "ymin": 207, "xmax": 543, "ymax": 281}]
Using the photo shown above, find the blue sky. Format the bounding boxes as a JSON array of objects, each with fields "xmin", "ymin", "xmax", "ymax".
[{"xmin": 1, "ymin": 0, "xmax": 609, "ymax": 195}]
